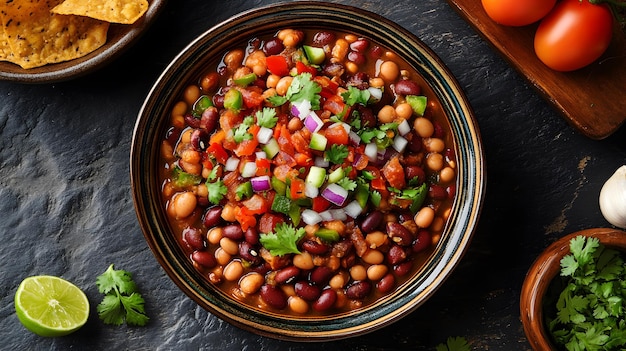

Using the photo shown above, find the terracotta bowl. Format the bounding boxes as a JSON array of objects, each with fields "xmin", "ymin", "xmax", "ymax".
[
  {"xmin": 131, "ymin": 1, "xmax": 485, "ymax": 341},
  {"xmin": 520, "ymin": 228, "xmax": 626, "ymax": 350}
]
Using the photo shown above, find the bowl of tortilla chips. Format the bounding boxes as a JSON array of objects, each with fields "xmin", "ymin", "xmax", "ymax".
[{"xmin": 0, "ymin": 0, "xmax": 164, "ymax": 83}]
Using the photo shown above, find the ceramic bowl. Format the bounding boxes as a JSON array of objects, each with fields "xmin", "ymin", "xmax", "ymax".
[
  {"xmin": 131, "ymin": 1, "xmax": 485, "ymax": 341},
  {"xmin": 520, "ymin": 228, "xmax": 626, "ymax": 350}
]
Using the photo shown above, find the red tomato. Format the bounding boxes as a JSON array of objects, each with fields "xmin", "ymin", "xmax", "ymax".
[
  {"xmin": 481, "ymin": 0, "xmax": 556, "ymax": 26},
  {"xmin": 324, "ymin": 123, "xmax": 349, "ymax": 145},
  {"xmin": 266, "ymin": 55, "xmax": 290, "ymax": 76},
  {"xmin": 534, "ymin": 0, "xmax": 613, "ymax": 72}
]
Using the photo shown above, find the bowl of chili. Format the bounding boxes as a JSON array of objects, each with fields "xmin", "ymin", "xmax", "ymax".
[{"xmin": 131, "ymin": 1, "xmax": 485, "ymax": 341}]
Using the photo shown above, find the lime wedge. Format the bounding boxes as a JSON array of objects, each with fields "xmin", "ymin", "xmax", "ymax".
[{"xmin": 14, "ymin": 275, "xmax": 90, "ymax": 337}]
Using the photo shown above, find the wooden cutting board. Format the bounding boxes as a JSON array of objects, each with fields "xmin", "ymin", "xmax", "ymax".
[{"xmin": 446, "ymin": 0, "xmax": 626, "ymax": 140}]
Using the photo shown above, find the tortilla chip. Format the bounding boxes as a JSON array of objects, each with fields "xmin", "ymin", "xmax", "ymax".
[
  {"xmin": 0, "ymin": 0, "xmax": 109, "ymax": 69},
  {"xmin": 51, "ymin": 0, "xmax": 149, "ymax": 24}
]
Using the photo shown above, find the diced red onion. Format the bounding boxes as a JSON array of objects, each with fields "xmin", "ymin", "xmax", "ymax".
[
  {"xmin": 301, "ymin": 209, "xmax": 323, "ymax": 225},
  {"xmin": 321, "ymin": 183, "xmax": 348, "ymax": 206},
  {"xmin": 225, "ymin": 157, "xmax": 240, "ymax": 172},
  {"xmin": 368, "ymin": 87, "xmax": 383, "ymax": 102},
  {"xmin": 319, "ymin": 210, "xmax": 333, "ymax": 222},
  {"xmin": 392, "ymin": 135, "xmax": 408, "ymax": 153},
  {"xmin": 255, "ymin": 151, "xmax": 267, "ymax": 159},
  {"xmin": 304, "ymin": 112, "xmax": 323, "ymax": 133},
  {"xmin": 241, "ymin": 161, "xmax": 257, "ymax": 178},
  {"xmin": 397, "ymin": 119, "xmax": 411, "ymax": 136},
  {"xmin": 330, "ymin": 208, "xmax": 347, "ymax": 221},
  {"xmin": 314, "ymin": 156, "xmax": 329, "ymax": 168},
  {"xmin": 291, "ymin": 100, "xmax": 311, "ymax": 119},
  {"xmin": 305, "ymin": 183, "xmax": 319, "ymax": 198},
  {"xmin": 344, "ymin": 200, "xmax": 363, "ymax": 218},
  {"xmin": 364, "ymin": 142, "xmax": 378, "ymax": 162},
  {"xmin": 256, "ymin": 126, "xmax": 274, "ymax": 144},
  {"xmin": 349, "ymin": 131, "xmax": 361, "ymax": 146},
  {"xmin": 250, "ymin": 175, "xmax": 271, "ymax": 192}
]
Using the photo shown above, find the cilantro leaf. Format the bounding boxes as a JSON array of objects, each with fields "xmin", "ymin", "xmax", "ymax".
[
  {"xmin": 341, "ymin": 86, "xmax": 371, "ymax": 106},
  {"xmin": 287, "ymin": 73, "xmax": 322, "ymax": 110},
  {"xmin": 207, "ymin": 178, "xmax": 228, "ymax": 205},
  {"xmin": 436, "ymin": 336, "xmax": 471, "ymax": 351},
  {"xmin": 337, "ymin": 176, "xmax": 357, "ymax": 191},
  {"xmin": 259, "ymin": 222, "xmax": 305, "ymax": 256},
  {"xmin": 370, "ymin": 190, "xmax": 382, "ymax": 207},
  {"xmin": 325, "ymin": 144, "xmax": 349, "ymax": 164},
  {"xmin": 95, "ymin": 264, "xmax": 149, "ymax": 326},
  {"xmin": 256, "ymin": 107, "xmax": 278, "ymax": 128},
  {"xmin": 233, "ymin": 116, "xmax": 254, "ymax": 143}
]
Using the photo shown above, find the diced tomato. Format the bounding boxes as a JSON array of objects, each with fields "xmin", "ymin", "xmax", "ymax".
[
  {"xmin": 324, "ymin": 123, "xmax": 349, "ymax": 146},
  {"xmin": 207, "ymin": 142, "xmax": 229, "ymax": 164},
  {"xmin": 296, "ymin": 61, "xmax": 317, "ymax": 76},
  {"xmin": 209, "ymin": 129, "xmax": 226, "ymax": 145},
  {"xmin": 241, "ymin": 88, "xmax": 264, "ymax": 109},
  {"xmin": 274, "ymin": 151, "xmax": 297, "ymax": 167},
  {"xmin": 219, "ymin": 109, "xmax": 242, "ymax": 132},
  {"xmin": 323, "ymin": 95, "xmax": 346, "ymax": 116},
  {"xmin": 294, "ymin": 153, "xmax": 313, "ymax": 167},
  {"xmin": 312, "ymin": 196, "xmax": 331, "ymax": 212},
  {"xmin": 242, "ymin": 194, "xmax": 268, "ymax": 214},
  {"xmin": 382, "ymin": 156, "xmax": 406, "ymax": 189},
  {"xmin": 236, "ymin": 210, "xmax": 257, "ymax": 232},
  {"xmin": 234, "ymin": 138, "xmax": 259, "ymax": 157},
  {"xmin": 291, "ymin": 130, "xmax": 310, "ymax": 154},
  {"xmin": 255, "ymin": 158, "xmax": 271, "ymax": 176},
  {"xmin": 258, "ymin": 213, "xmax": 285, "ymax": 234},
  {"xmin": 273, "ymin": 164, "xmax": 294, "ymax": 182},
  {"xmin": 289, "ymin": 178, "xmax": 306, "ymax": 200},
  {"xmin": 314, "ymin": 76, "xmax": 338, "ymax": 93},
  {"xmin": 266, "ymin": 55, "xmax": 290, "ymax": 76}
]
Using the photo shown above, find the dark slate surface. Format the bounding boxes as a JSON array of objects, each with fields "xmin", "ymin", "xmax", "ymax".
[{"xmin": 1, "ymin": 0, "xmax": 625, "ymax": 350}]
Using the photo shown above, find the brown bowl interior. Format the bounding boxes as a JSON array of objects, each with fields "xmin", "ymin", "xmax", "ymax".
[{"xmin": 520, "ymin": 228, "xmax": 626, "ymax": 350}]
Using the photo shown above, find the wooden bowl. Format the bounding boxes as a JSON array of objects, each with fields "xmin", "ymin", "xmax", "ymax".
[{"xmin": 520, "ymin": 228, "xmax": 626, "ymax": 350}]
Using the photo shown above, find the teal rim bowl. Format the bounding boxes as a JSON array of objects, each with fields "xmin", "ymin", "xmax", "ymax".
[{"xmin": 131, "ymin": 1, "xmax": 485, "ymax": 341}]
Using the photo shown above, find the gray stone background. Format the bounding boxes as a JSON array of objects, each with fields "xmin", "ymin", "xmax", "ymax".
[{"xmin": 1, "ymin": 0, "xmax": 625, "ymax": 350}]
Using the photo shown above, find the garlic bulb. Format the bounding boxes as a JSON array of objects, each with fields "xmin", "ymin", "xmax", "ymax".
[{"xmin": 599, "ymin": 165, "xmax": 626, "ymax": 229}]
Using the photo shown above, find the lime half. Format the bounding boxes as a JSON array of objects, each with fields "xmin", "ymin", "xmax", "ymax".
[{"xmin": 14, "ymin": 275, "xmax": 90, "ymax": 337}]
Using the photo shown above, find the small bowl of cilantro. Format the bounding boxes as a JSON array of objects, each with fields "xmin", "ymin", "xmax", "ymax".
[{"xmin": 520, "ymin": 228, "xmax": 626, "ymax": 351}]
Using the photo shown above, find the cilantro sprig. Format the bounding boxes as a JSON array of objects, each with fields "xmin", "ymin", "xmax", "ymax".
[
  {"xmin": 267, "ymin": 72, "xmax": 322, "ymax": 110},
  {"xmin": 436, "ymin": 336, "xmax": 471, "ymax": 351},
  {"xmin": 206, "ymin": 167, "xmax": 228, "ymax": 205},
  {"xmin": 96, "ymin": 264, "xmax": 149, "ymax": 326},
  {"xmin": 547, "ymin": 235, "xmax": 626, "ymax": 351},
  {"xmin": 259, "ymin": 222, "xmax": 306, "ymax": 256}
]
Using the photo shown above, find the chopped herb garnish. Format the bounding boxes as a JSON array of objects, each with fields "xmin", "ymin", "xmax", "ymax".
[
  {"xmin": 206, "ymin": 168, "xmax": 228, "ymax": 204},
  {"xmin": 325, "ymin": 144, "xmax": 349, "ymax": 164},
  {"xmin": 259, "ymin": 222, "xmax": 306, "ymax": 256},
  {"xmin": 436, "ymin": 336, "xmax": 471, "ymax": 351},
  {"xmin": 256, "ymin": 107, "xmax": 278, "ymax": 128},
  {"xmin": 341, "ymin": 86, "xmax": 371, "ymax": 106},
  {"xmin": 337, "ymin": 176, "xmax": 357, "ymax": 191},
  {"xmin": 96, "ymin": 264, "xmax": 149, "ymax": 327},
  {"xmin": 233, "ymin": 116, "xmax": 255, "ymax": 143},
  {"xmin": 266, "ymin": 73, "xmax": 321, "ymax": 110}
]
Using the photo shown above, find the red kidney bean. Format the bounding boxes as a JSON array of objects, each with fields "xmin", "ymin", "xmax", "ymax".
[
  {"xmin": 405, "ymin": 166, "xmax": 426, "ymax": 184},
  {"xmin": 369, "ymin": 45, "xmax": 383, "ymax": 59},
  {"xmin": 428, "ymin": 185, "xmax": 447, "ymax": 200},
  {"xmin": 222, "ymin": 224, "xmax": 244, "ymax": 240},
  {"xmin": 312, "ymin": 31, "xmax": 335, "ymax": 46},
  {"xmin": 212, "ymin": 93, "xmax": 224, "ymax": 109},
  {"xmin": 274, "ymin": 266, "xmax": 300, "ymax": 284},
  {"xmin": 407, "ymin": 132, "xmax": 423, "ymax": 153},
  {"xmin": 239, "ymin": 241, "xmax": 261, "ymax": 265},
  {"xmin": 245, "ymin": 227, "xmax": 259, "ymax": 245},
  {"xmin": 322, "ymin": 62, "xmax": 345, "ymax": 77},
  {"xmin": 184, "ymin": 113, "xmax": 201, "ymax": 129},
  {"xmin": 433, "ymin": 121, "xmax": 444, "ymax": 138},
  {"xmin": 446, "ymin": 185, "xmax": 456, "ymax": 200},
  {"xmin": 394, "ymin": 80, "xmax": 421, "ymax": 96},
  {"xmin": 200, "ymin": 106, "xmax": 219, "ymax": 133},
  {"xmin": 190, "ymin": 128, "xmax": 209, "ymax": 151},
  {"xmin": 263, "ymin": 37, "xmax": 284, "ymax": 56},
  {"xmin": 301, "ymin": 240, "xmax": 330, "ymax": 255},
  {"xmin": 260, "ymin": 284, "xmax": 287, "ymax": 310},
  {"xmin": 376, "ymin": 273, "xmax": 395, "ymax": 294},
  {"xmin": 313, "ymin": 289, "xmax": 337, "ymax": 312},
  {"xmin": 397, "ymin": 211, "xmax": 414, "ymax": 223},
  {"xmin": 412, "ymin": 230, "xmax": 432, "ymax": 253},
  {"xmin": 445, "ymin": 147, "xmax": 456, "ymax": 163},
  {"xmin": 182, "ymin": 227, "xmax": 204, "ymax": 250},
  {"xmin": 347, "ymin": 51, "xmax": 365, "ymax": 65},
  {"xmin": 345, "ymin": 281, "xmax": 372, "ymax": 300},
  {"xmin": 386, "ymin": 244, "xmax": 408, "ymax": 265},
  {"xmin": 350, "ymin": 39, "xmax": 369, "ymax": 52},
  {"xmin": 394, "ymin": 261, "xmax": 413, "ymax": 277},
  {"xmin": 295, "ymin": 281, "xmax": 321, "ymax": 301},
  {"xmin": 251, "ymin": 262, "xmax": 271, "ymax": 276},
  {"xmin": 202, "ymin": 206, "xmax": 223, "ymax": 228},
  {"xmin": 191, "ymin": 250, "xmax": 216, "ymax": 268},
  {"xmin": 387, "ymin": 222, "xmax": 412, "ymax": 246},
  {"xmin": 341, "ymin": 252, "xmax": 356, "ymax": 269},
  {"xmin": 355, "ymin": 105, "xmax": 377, "ymax": 128},
  {"xmin": 360, "ymin": 210, "xmax": 383, "ymax": 233},
  {"xmin": 309, "ymin": 266, "xmax": 333, "ymax": 286}
]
